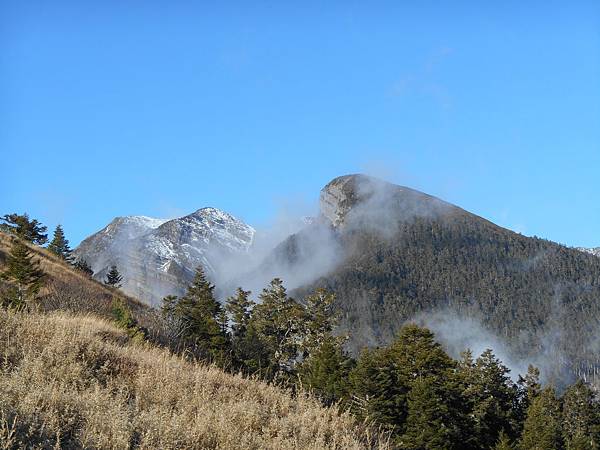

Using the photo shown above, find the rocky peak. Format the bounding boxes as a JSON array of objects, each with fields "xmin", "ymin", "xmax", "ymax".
[
  {"xmin": 319, "ymin": 174, "xmax": 376, "ymax": 227},
  {"xmin": 155, "ymin": 207, "xmax": 254, "ymax": 253},
  {"xmin": 104, "ymin": 215, "xmax": 168, "ymax": 239},
  {"xmin": 319, "ymin": 174, "xmax": 453, "ymax": 229},
  {"xmin": 74, "ymin": 207, "xmax": 255, "ymax": 306}
]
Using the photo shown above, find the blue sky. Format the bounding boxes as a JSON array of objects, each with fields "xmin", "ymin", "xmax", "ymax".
[{"xmin": 1, "ymin": 1, "xmax": 599, "ymax": 247}]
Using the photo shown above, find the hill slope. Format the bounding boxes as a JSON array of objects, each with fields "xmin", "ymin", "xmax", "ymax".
[
  {"xmin": 0, "ymin": 231, "xmax": 148, "ymax": 320},
  {"xmin": 274, "ymin": 175, "xmax": 600, "ymax": 386},
  {"xmin": 0, "ymin": 231, "xmax": 387, "ymax": 449},
  {"xmin": 0, "ymin": 310, "xmax": 384, "ymax": 449}
]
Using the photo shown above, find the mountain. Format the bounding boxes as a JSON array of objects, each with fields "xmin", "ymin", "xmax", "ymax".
[
  {"xmin": 74, "ymin": 208, "xmax": 255, "ymax": 305},
  {"xmin": 268, "ymin": 174, "xmax": 600, "ymax": 387},
  {"xmin": 577, "ymin": 247, "xmax": 600, "ymax": 257},
  {"xmin": 73, "ymin": 175, "xmax": 600, "ymax": 387}
]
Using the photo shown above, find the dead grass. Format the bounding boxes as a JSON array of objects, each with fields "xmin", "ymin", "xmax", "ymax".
[{"xmin": 0, "ymin": 310, "xmax": 388, "ymax": 449}]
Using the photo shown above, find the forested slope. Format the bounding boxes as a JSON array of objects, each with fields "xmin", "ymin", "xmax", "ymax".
[{"xmin": 284, "ymin": 175, "xmax": 600, "ymax": 386}]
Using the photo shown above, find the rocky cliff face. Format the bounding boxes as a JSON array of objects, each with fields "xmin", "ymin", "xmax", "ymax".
[
  {"xmin": 74, "ymin": 208, "xmax": 254, "ymax": 306},
  {"xmin": 319, "ymin": 174, "xmax": 458, "ymax": 231},
  {"xmin": 319, "ymin": 175, "xmax": 364, "ymax": 227}
]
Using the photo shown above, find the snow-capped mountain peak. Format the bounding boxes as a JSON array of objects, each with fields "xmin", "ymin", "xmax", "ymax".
[{"xmin": 74, "ymin": 208, "xmax": 255, "ymax": 305}]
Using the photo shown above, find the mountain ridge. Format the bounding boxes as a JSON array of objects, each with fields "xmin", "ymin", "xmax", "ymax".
[
  {"xmin": 73, "ymin": 174, "xmax": 600, "ymax": 387},
  {"xmin": 74, "ymin": 207, "xmax": 255, "ymax": 305}
]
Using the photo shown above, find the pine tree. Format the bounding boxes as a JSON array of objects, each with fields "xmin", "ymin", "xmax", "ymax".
[
  {"xmin": 520, "ymin": 387, "xmax": 564, "ymax": 450},
  {"xmin": 394, "ymin": 325, "xmax": 469, "ymax": 447},
  {"xmin": 161, "ymin": 267, "xmax": 228, "ymax": 362},
  {"xmin": 519, "ymin": 365, "xmax": 542, "ymax": 409},
  {"xmin": 561, "ymin": 380, "xmax": 599, "ymax": 450},
  {"xmin": 459, "ymin": 349, "xmax": 520, "ymax": 448},
  {"xmin": 349, "ymin": 324, "xmax": 467, "ymax": 442},
  {"xmin": 300, "ymin": 288, "xmax": 338, "ymax": 355},
  {"xmin": 104, "ymin": 265, "xmax": 123, "ymax": 288},
  {"xmin": 401, "ymin": 375, "xmax": 466, "ymax": 450},
  {"xmin": 0, "ymin": 238, "xmax": 46, "ymax": 310},
  {"xmin": 299, "ymin": 335, "xmax": 352, "ymax": 405},
  {"xmin": 249, "ymin": 278, "xmax": 304, "ymax": 378},
  {"xmin": 225, "ymin": 288, "xmax": 254, "ymax": 339},
  {"xmin": 349, "ymin": 347, "xmax": 407, "ymax": 433},
  {"xmin": 74, "ymin": 259, "xmax": 94, "ymax": 277},
  {"xmin": 111, "ymin": 298, "xmax": 145, "ymax": 341},
  {"xmin": 517, "ymin": 365, "xmax": 542, "ymax": 433},
  {"xmin": 298, "ymin": 288, "xmax": 351, "ymax": 405},
  {"xmin": 225, "ymin": 288, "xmax": 257, "ymax": 371},
  {"xmin": 47, "ymin": 225, "xmax": 73, "ymax": 262},
  {"xmin": 388, "ymin": 324, "xmax": 457, "ymax": 382},
  {"xmin": 0, "ymin": 213, "xmax": 47, "ymax": 245}
]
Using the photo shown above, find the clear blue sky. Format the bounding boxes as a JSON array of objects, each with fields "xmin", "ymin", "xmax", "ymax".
[{"xmin": 2, "ymin": 1, "xmax": 599, "ymax": 247}]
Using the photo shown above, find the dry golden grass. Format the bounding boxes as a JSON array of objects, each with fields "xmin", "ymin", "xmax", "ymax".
[{"xmin": 0, "ymin": 310, "xmax": 388, "ymax": 449}]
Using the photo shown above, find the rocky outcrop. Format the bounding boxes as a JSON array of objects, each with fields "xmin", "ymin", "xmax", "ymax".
[{"xmin": 319, "ymin": 174, "xmax": 457, "ymax": 230}]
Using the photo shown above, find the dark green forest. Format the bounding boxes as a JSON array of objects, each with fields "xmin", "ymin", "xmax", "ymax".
[{"xmin": 284, "ymin": 211, "xmax": 600, "ymax": 388}]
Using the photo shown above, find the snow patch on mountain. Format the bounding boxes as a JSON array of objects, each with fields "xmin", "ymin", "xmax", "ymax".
[
  {"xmin": 74, "ymin": 208, "xmax": 255, "ymax": 306},
  {"xmin": 577, "ymin": 247, "xmax": 600, "ymax": 257}
]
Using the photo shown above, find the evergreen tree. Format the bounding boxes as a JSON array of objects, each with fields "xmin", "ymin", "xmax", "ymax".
[
  {"xmin": 394, "ymin": 326, "xmax": 469, "ymax": 448},
  {"xmin": 459, "ymin": 349, "xmax": 520, "ymax": 447},
  {"xmin": 104, "ymin": 265, "xmax": 123, "ymax": 288},
  {"xmin": 47, "ymin": 224, "xmax": 73, "ymax": 262},
  {"xmin": 0, "ymin": 238, "xmax": 46, "ymax": 310},
  {"xmin": 111, "ymin": 298, "xmax": 145, "ymax": 341},
  {"xmin": 401, "ymin": 375, "xmax": 466, "ymax": 450},
  {"xmin": 160, "ymin": 267, "xmax": 228, "ymax": 362},
  {"xmin": 495, "ymin": 431, "xmax": 515, "ymax": 450},
  {"xmin": 517, "ymin": 365, "xmax": 542, "ymax": 432},
  {"xmin": 248, "ymin": 278, "xmax": 304, "ymax": 378},
  {"xmin": 161, "ymin": 294, "xmax": 179, "ymax": 317},
  {"xmin": 74, "ymin": 259, "xmax": 94, "ymax": 277},
  {"xmin": 349, "ymin": 347, "xmax": 406, "ymax": 433},
  {"xmin": 388, "ymin": 324, "xmax": 457, "ymax": 382},
  {"xmin": 216, "ymin": 308, "xmax": 229, "ymax": 336},
  {"xmin": 225, "ymin": 288, "xmax": 254, "ymax": 339},
  {"xmin": 298, "ymin": 289, "xmax": 351, "ymax": 405},
  {"xmin": 300, "ymin": 288, "xmax": 338, "ymax": 355},
  {"xmin": 520, "ymin": 387, "xmax": 564, "ymax": 450},
  {"xmin": 299, "ymin": 335, "xmax": 353, "ymax": 405},
  {"xmin": 0, "ymin": 213, "xmax": 48, "ymax": 245},
  {"xmin": 352, "ymin": 333, "xmax": 392, "ymax": 432},
  {"xmin": 225, "ymin": 288, "xmax": 259, "ymax": 371},
  {"xmin": 519, "ymin": 365, "xmax": 542, "ymax": 408},
  {"xmin": 350, "ymin": 324, "xmax": 467, "ymax": 443},
  {"xmin": 561, "ymin": 380, "xmax": 599, "ymax": 450}
]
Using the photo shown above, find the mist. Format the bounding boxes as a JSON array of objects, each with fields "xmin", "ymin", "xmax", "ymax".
[{"xmin": 214, "ymin": 174, "xmax": 454, "ymax": 300}]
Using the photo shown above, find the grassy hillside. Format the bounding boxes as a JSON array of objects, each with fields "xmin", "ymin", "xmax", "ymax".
[
  {"xmin": 0, "ymin": 310, "xmax": 384, "ymax": 449},
  {"xmin": 0, "ymin": 231, "xmax": 148, "ymax": 320}
]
